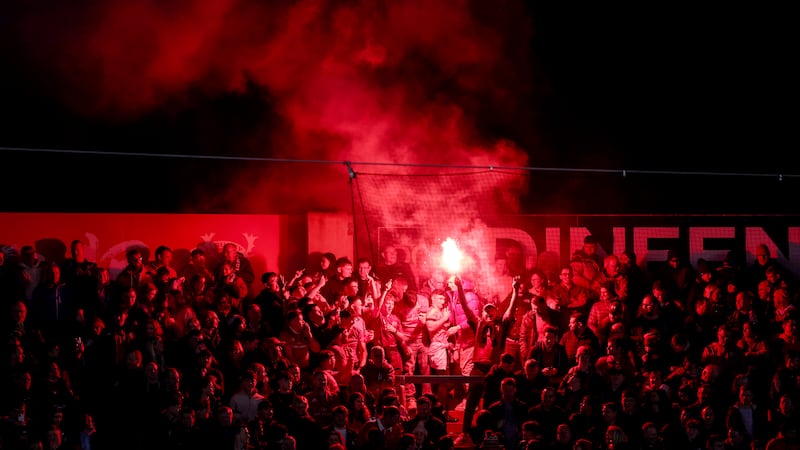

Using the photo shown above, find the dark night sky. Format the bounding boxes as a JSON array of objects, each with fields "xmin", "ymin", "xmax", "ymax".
[{"xmin": 0, "ymin": 1, "xmax": 796, "ymax": 215}]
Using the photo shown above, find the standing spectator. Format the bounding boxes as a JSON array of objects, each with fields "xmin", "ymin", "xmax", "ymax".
[
  {"xmin": 116, "ymin": 248, "xmax": 153, "ymax": 299},
  {"xmin": 444, "ymin": 275, "xmax": 481, "ymax": 408},
  {"xmin": 253, "ymin": 271, "xmax": 287, "ymax": 338},
  {"xmin": 359, "ymin": 346, "xmax": 395, "ymax": 404},
  {"xmin": 355, "ymin": 404, "xmax": 403, "ymax": 450},
  {"xmin": 375, "ymin": 245, "xmax": 417, "ymax": 292},
  {"xmin": 659, "ymin": 247, "xmax": 697, "ymax": 303},
  {"xmin": 18, "ymin": 245, "xmax": 44, "ymax": 302},
  {"xmin": 482, "ymin": 352, "xmax": 518, "ymax": 411},
  {"xmin": 560, "ymin": 312, "xmax": 600, "ymax": 365},
  {"xmin": 619, "ymin": 250, "xmax": 650, "ymax": 308},
  {"xmin": 570, "ymin": 235, "xmax": 604, "ymax": 293},
  {"xmin": 280, "ymin": 309, "xmax": 321, "ymax": 371},
  {"xmin": 372, "ymin": 283, "xmax": 407, "ymax": 374},
  {"xmin": 394, "ymin": 277, "xmax": 432, "ymax": 407},
  {"xmin": 767, "ymin": 287, "xmax": 796, "ymax": 337},
  {"xmin": 453, "ymin": 276, "xmax": 504, "ymax": 440},
  {"xmin": 588, "ymin": 282, "xmax": 619, "ymax": 342},
  {"xmin": 726, "ymin": 384, "xmax": 767, "ymax": 444},
  {"xmin": 216, "ymin": 243, "xmax": 255, "ymax": 298},
  {"xmin": 215, "ymin": 261, "xmax": 249, "ymax": 306},
  {"xmin": 355, "ymin": 257, "xmax": 380, "ymax": 302},
  {"xmin": 528, "ymin": 325, "xmax": 569, "ymax": 387},
  {"xmin": 306, "ymin": 368, "xmax": 341, "ymax": 427},
  {"xmin": 30, "ymin": 261, "xmax": 76, "ymax": 345},
  {"xmin": 320, "ymin": 257, "xmax": 354, "ymax": 307},
  {"xmin": 519, "ymin": 278, "xmax": 559, "ymax": 364},
  {"xmin": 180, "ymin": 248, "xmax": 215, "ymax": 284},
  {"xmin": 402, "ymin": 395, "xmax": 446, "ymax": 449},
  {"xmin": 500, "ymin": 275, "xmax": 531, "ymax": 371},
  {"xmin": 285, "ymin": 390, "xmax": 322, "ymax": 448},
  {"xmin": 746, "ymin": 244, "xmax": 785, "ymax": 293},
  {"xmin": 527, "ymin": 386, "xmax": 567, "ymax": 444},
  {"xmin": 425, "ymin": 288, "xmax": 456, "ymax": 411},
  {"xmin": 320, "ymin": 404, "xmax": 358, "ymax": 450},
  {"xmin": 345, "ymin": 391, "xmax": 372, "ymax": 432},
  {"xmin": 146, "ymin": 245, "xmax": 177, "ymax": 280},
  {"xmin": 61, "ymin": 239, "xmax": 98, "ymax": 312},
  {"xmin": 549, "ymin": 265, "xmax": 592, "ymax": 332},
  {"xmin": 487, "ymin": 377, "xmax": 528, "ymax": 450},
  {"xmin": 230, "ymin": 369, "xmax": 266, "ymax": 425},
  {"xmin": 767, "ymin": 393, "xmax": 798, "ymax": 439},
  {"xmin": 597, "ymin": 254, "xmax": 630, "ymax": 307}
]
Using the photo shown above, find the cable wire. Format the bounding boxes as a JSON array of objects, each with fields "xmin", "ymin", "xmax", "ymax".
[{"xmin": 0, "ymin": 145, "xmax": 796, "ymax": 179}]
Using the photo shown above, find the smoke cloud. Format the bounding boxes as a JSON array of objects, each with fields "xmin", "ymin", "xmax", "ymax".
[{"xmin": 16, "ymin": 0, "xmax": 537, "ymax": 275}]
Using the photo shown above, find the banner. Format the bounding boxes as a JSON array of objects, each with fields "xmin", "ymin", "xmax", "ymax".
[{"xmin": 0, "ymin": 213, "xmax": 284, "ymax": 291}]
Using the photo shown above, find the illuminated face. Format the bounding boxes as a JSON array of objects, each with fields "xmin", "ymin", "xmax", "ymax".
[
  {"xmin": 49, "ymin": 264, "xmax": 61, "ymax": 282},
  {"xmin": 541, "ymin": 388, "xmax": 556, "ymax": 406},
  {"xmin": 339, "ymin": 263, "xmax": 354, "ymax": 279},
  {"xmin": 382, "ymin": 246, "xmax": 398, "ymax": 265},
  {"xmin": 543, "ymin": 330, "xmax": 557, "ymax": 347},
  {"xmin": 431, "ymin": 294, "xmax": 446, "ymax": 309},
  {"xmin": 766, "ymin": 270, "xmax": 779, "ymax": 284},
  {"xmin": 351, "ymin": 299, "xmax": 363, "ymax": 315},
  {"xmin": 736, "ymin": 293, "xmax": 751, "ymax": 311},
  {"xmin": 605, "ymin": 257, "xmax": 620, "ymax": 276},
  {"xmin": 72, "ymin": 241, "xmax": 85, "ymax": 259},
  {"xmin": 739, "ymin": 387, "xmax": 753, "ymax": 405},
  {"xmin": 429, "ymin": 270, "xmax": 446, "ymax": 290},
  {"xmin": 13, "ymin": 301, "xmax": 27, "ymax": 323},
  {"xmin": 494, "ymin": 258, "xmax": 508, "ymax": 274},
  {"xmin": 97, "ymin": 269, "xmax": 110, "ymax": 285},
  {"xmin": 266, "ymin": 275, "xmax": 280, "ymax": 292},
  {"xmin": 223, "ymin": 244, "xmax": 238, "ymax": 262},
  {"xmin": 358, "ymin": 261, "xmax": 371, "ymax": 278},
  {"xmin": 160, "ymin": 249, "xmax": 173, "ymax": 266},
  {"xmin": 344, "ymin": 281, "xmax": 359, "ymax": 297},
  {"xmin": 560, "ymin": 269, "xmax": 572, "ymax": 284},
  {"xmin": 742, "ymin": 322, "xmax": 754, "ymax": 337},
  {"xmin": 192, "ymin": 253, "xmax": 207, "ymax": 267},
  {"xmin": 128, "ymin": 252, "xmax": 143, "ymax": 268},
  {"xmin": 293, "ymin": 398, "xmax": 308, "ymax": 414}
]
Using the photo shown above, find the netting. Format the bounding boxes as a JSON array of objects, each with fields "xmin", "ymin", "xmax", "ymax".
[{"xmin": 351, "ymin": 167, "xmax": 529, "ymax": 290}]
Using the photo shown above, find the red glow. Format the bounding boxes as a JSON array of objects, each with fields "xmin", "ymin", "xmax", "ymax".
[{"xmin": 18, "ymin": 0, "xmax": 535, "ymax": 216}]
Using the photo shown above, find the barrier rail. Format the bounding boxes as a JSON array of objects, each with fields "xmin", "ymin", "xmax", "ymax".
[{"xmin": 396, "ymin": 374, "xmax": 486, "ymax": 384}]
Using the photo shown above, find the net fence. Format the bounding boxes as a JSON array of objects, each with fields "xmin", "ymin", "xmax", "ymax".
[{"xmin": 351, "ymin": 167, "xmax": 529, "ymax": 293}]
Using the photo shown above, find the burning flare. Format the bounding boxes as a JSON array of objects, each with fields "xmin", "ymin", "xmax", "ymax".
[{"xmin": 440, "ymin": 237, "xmax": 463, "ymax": 275}]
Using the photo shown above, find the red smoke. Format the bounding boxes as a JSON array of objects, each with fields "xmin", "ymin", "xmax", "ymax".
[{"xmin": 18, "ymin": 0, "xmax": 536, "ymax": 220}]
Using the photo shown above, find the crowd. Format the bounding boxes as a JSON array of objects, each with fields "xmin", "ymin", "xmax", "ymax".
[{"xmin": 1, "ymin": 235, "xmax": 800, "ymax": 450}]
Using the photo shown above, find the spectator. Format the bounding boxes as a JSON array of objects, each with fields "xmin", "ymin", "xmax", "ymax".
[{"xmin": 215, "ymin": 243, "xmax": 255, "ymax": 293}]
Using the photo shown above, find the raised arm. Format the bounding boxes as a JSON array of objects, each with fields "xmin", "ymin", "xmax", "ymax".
[
  {"xmin": 455, "ymin": 277, "xmax": 479, "ymax": 330},
  {"xmin": 373, "ymin": 279, "xmax": 393, "ymax": 316},
  {"xmin": 503, "ymin": 276, "xmax": 522, "ymax": 322}
]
